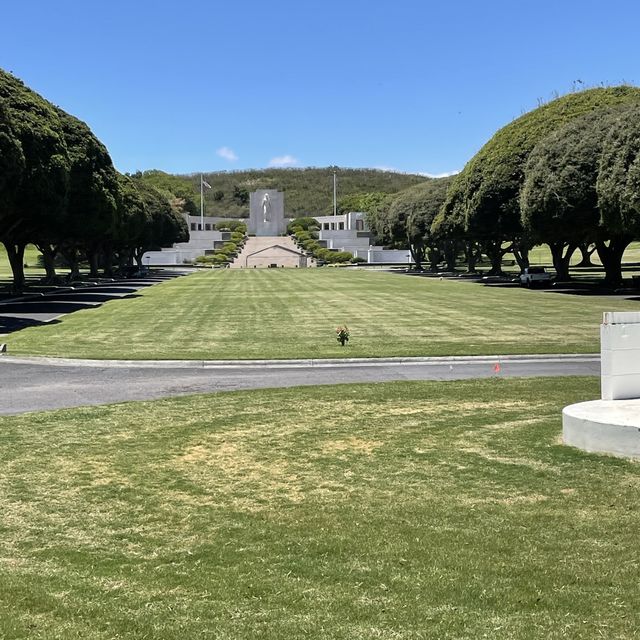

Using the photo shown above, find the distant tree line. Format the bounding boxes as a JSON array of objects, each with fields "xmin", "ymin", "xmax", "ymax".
[
  {"xmin": 366, "ymin": 86, "xmax": 640, "ymax": 286},
  {"xmin": 0, "ymin": 69, "xmax": 188, "ymax": 291}
]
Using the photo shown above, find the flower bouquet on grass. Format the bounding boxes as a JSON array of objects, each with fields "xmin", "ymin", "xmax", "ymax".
[{"xmin": 336, "ymin": 326, "xmax": 350, "ymax": 346}]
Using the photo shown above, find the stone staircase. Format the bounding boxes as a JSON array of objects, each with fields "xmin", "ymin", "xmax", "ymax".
[{"xmin": 230, "ymin": 236, "xmax": 315, "ymax": 268}]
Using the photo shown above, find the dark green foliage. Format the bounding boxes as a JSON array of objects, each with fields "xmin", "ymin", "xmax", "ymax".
[
  {"xmin": 0, "ymin": 99, "xmax": 25, "ymax": 214},
  {"xmin": 54, "ymin": 108, "xmax": 119, "ymax": 252},
  {"xmin": 287, "ymin": 216, "xmax": 318, "ymax": 234},
  {"xmin": 378, "ymin": 178, "xmax": 452, "ymax": 270},
  {"xmin": 439, "ymin": 86, "xmax": 640, "ymax": 243},
  {"xmin": 132, "ymin": 169, "xmax": 197, "ymax": 215},
  {"xmin": 215, "ymin": 219, "xmax": 246, "ymax": 232},
  {"xmin": 521, "ymin": 110, "xmax": 617, "ymax": 242},
  {"xmin": 520, "ymin": 110, "xmax": 621, "ymax": 279},
  {"xmin": 337, "ymin": 191, "xmax": 388, "ymax": 215},
  {"xmin": 521, "ymin": 103, "xmax": 640, "ymax": 285},
  {"xmin": 597, "ymin": 104, "xmax": 640, "ymax": 236},
  {"xmin": 0, "ymin": 69, "xmax": 70, "ymax": 288},
  {"xmin": 0, "ymin": 70, "xmax": 70, "ymax": 240},
  {"xmin": 232, "ymin": 185, "xmax": 249, "ymax": 206}
]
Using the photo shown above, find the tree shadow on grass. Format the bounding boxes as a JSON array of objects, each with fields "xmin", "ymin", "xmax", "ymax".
[{"xmin": 0, "ymin": 315, "xmax": 61, "ymax": 335}]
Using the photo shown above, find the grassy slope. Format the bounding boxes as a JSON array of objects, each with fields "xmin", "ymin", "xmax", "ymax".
[
  {"xmin": 140, "ymin": 167, "xmax": 428, "ymax": 218},
  {"xmin": 7, "ymin": 268, "xmax": 640, "ymax": 359},
  {"xmin": 0, "ymin": 377, "xmax": 638, "ymax": 638}
]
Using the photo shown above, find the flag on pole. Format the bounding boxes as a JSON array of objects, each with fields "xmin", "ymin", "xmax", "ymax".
[{"xmin": 202, "ymin": 179, "xmax": 212, "ymax": 189}]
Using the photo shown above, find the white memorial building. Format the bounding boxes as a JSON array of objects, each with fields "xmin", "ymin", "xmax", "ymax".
[{"xmin": 143, "ymin": 190, "xmax": 410, "ymax": 266}]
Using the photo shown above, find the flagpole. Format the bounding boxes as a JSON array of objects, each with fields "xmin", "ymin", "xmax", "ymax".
[
  {"xmin": 200, "ymin": 174, "xmax": 204, "ymax": 231},
  {"xmin": 333, "ymin": 170, "xmax": 337, "ymax": 217}
]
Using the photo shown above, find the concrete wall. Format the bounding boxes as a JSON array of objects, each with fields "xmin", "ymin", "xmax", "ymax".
[
  {"xmin": 601, "ymin": 311, "xmax": 640, "ymax": 400},
  {"xmin": 367, "ymin": 249, "xmax": 412, "ymax": 264}
]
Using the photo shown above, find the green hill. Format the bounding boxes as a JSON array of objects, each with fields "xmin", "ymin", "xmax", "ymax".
[{"xmin": 133, "ymin": 167, "xmax": 429, "ymax": 218}]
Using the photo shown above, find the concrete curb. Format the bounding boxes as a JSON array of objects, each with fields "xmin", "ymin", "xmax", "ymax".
[{"xmin": 0, "ymin": 353, "xmax": 600, "ymax": 369}]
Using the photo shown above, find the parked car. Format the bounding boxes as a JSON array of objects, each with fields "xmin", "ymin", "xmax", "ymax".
[{"xmin": 519, "ymin": 266, "xmax": 553, "ymax": 288}]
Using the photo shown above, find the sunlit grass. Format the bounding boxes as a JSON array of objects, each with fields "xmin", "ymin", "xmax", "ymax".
[
  {"xmin": 0, "ymin": 377, "xmax": 637, "ymax": 638},
  {"xmin": 7, "ymin": 268, "xmax": 640, "ymax": 359},
  {"xmin": 0, "ymin": 244, "xmax": 46, "ymax": 280}
]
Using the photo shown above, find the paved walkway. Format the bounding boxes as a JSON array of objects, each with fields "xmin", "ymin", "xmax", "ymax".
[{"xmin": 0, "ymin": 353, "xmax": 599, "ymax": 416}]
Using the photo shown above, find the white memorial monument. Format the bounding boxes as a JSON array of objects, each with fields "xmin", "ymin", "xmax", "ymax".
[
  {"xmin": 563, "ymin": 311, "xmax": 640, "ymax": 458},
  {"xmin": 248, "ymin": 189, "xmax": 286, "ymax": 236}
]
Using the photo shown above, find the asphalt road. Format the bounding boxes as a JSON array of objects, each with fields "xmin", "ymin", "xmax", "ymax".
[{"xmin": 0, "ymin": 354, "xmax": 599, "ymax": 416}]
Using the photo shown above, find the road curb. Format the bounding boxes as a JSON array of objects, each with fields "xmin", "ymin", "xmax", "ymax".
[{"xmin": 0, "ymin": 353, "xmax": 600, "ymax": 369}]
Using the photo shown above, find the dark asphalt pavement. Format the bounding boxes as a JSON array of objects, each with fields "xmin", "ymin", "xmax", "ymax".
[{"xmin": 0, "ymin": 355, "xmax": 599, "ymax": 416}]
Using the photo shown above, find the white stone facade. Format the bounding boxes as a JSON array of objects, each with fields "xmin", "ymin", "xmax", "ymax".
[{"xmin": 143, "ymin": 207, "xmax": 411, "ymax": 266}]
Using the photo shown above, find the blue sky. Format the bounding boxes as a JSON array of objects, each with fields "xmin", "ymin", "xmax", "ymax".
[{"xmin": 2, "ymin": 0, "xmax": 638, "ymax": 176}]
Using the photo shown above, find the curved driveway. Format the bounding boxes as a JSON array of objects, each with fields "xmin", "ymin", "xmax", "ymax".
[{"xmin": 0, "ymin": 354, "xmax": 599, "ymax": 416}]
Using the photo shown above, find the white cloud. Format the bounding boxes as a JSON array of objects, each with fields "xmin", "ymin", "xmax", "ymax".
[
  {"xmin": 216, "ymin": 146, "xmax": 238, "ymax": 162},
  {"xmin": 269, "ymin": 155, "xmax": 299, "ymax": 167},
  {"xmin": 418, "ymin": 170, "xmax": 460, "ymax": 178},
  {"xmin": 375, "ymin": 166, "xmax": 461, "ymax": 178}
]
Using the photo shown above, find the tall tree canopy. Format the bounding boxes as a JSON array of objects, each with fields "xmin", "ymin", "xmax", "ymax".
[
  {"xmin": 595, "ymin": 104, "xmax": 640, "ymax": 285},
  {"xmin": 0, "ymin": 69, "xmax": 70, "ymax": 289},
  {"xmin": 435, "ymin": 86, "xmax": 640, "ymax": 274},
  {"xmin": 377, "ymin": 178, "xmax": 453, "ymax": 270},
  {"xmin": 520, "ymin": 109, "xmax": 617, "ymax": 280}
]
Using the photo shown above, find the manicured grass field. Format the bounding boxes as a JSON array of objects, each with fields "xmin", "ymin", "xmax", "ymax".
[
  {"xmin": 7, "ymin": 268, "xmax": 640, "ymax": 359},
  {"xmin": 0, "ymin": 377, "xmax": 637, "ymax": 638}
]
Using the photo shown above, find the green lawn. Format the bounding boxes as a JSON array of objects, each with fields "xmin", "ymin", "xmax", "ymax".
[
  {"xmin": 3, "ymin": 242, "xmax": 640, "ymax": 284},
  {"xmin": 7, "ymin": 268, "xmax": 640, "ymax": 359},
  {"xmin": 0, "ymin": 244, "xmax": 46, "ymax": 280},
  {"xmin": 0, "ymin": 377, "xmax": 637, "ymax": 638}
]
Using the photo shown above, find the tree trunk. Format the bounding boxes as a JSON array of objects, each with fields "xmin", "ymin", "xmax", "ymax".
[
  {"xmin": 427, "ymin": 247, "xmax": 442, "ymax": 272},
  {"xmin": 410, "ymin": 242, "xmax": 425, "ymax": 271},
  {"xmin": 576, "ymin": 242, "xmax": 596, "ymax": 267},
  {"xmin": 87, "ymin": 248, "xmax": 100, "ymax": 277},
  {"xmin": 3, "ymin": 241, "xmax": 26, "ymax": 292},
  {"xmin": 36, "ymin": 244, "xmax": 58, "ymax": 283},
  {"xmin": 483, "ymin": 240, "xmax": 509, "ymax": 275},
  {"xmin": 443, "ymin": 240, "xmax": 458, "ymax": 272},
  {"xmin": 511, "ymin": 243, "xmax": 530, "ymax": 273},
  {"xmin": 103, "ymin": 246, "xmax": 115, "ymax": 277},
  {"xmin": 596, "ymin": 236, "xmax": 632, "ymax": 288},
  {"xmin": 62, "ymin": 248, "xmax": 80, "ymax": 281},
  {"xmin": 465, "ymin": 241, "xmax": 481, "ymax": 273},
  {"xmin": 548, "ymin": 241, "xmax": 577, "ymax": 282}
]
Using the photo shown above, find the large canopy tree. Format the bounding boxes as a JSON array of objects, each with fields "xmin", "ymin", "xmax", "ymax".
[
  {"xmin": 520, "ymin": 109, "xmax": 618, "ymax": 280},
  {"xmin": 52, "ymin": 108, "xmax": 119, "ymax": 279},
  {"xmin": 383, "ymin": 178, "xmax": 453, "ymax": 270},
  {"xmin": 0, "ymin": 69, "xmax": 70, "ymax": 290},
  {"xmin": 596, "ymin": 104, "xmax": 640, "ymax": 285},
  {"xmin": 133, "ymin": 181, "xmax": 188, "ymax": 266},
  {"xmin": 436, "ymin": 86, "xmax": 640, "ymax": 275}
]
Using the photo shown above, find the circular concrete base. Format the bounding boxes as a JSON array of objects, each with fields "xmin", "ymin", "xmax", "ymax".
[{"xmin": 563, "ymin": 399, "xmax": 640, "ymax": 459}]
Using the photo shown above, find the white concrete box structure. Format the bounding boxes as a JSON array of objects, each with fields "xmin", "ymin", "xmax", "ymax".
[
  {"xmin": 563, "ymin": 311, "xmax": 640, "ymax": 459},
  {"xmin": 600, "ymin": 311, "xmax": 640, "ymax": 400}
]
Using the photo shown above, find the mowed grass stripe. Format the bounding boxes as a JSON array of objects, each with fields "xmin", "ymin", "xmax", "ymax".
[
  {"xmin": 7, "ymin": 268, "xmax": 640, "ymax": 359},
  {"xmin": 0, "ymin": 378, "xmax": 638, "ymax": 638}
]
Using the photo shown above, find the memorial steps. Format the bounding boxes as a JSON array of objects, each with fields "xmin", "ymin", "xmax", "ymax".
[{"xmin": 229, "ymin": 236, "xmax": 314, "ymax": 269}]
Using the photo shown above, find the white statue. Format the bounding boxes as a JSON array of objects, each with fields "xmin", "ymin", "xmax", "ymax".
[{"xmin": 262, "ymin": 193, "xmax": 271, "ymax": 222}]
